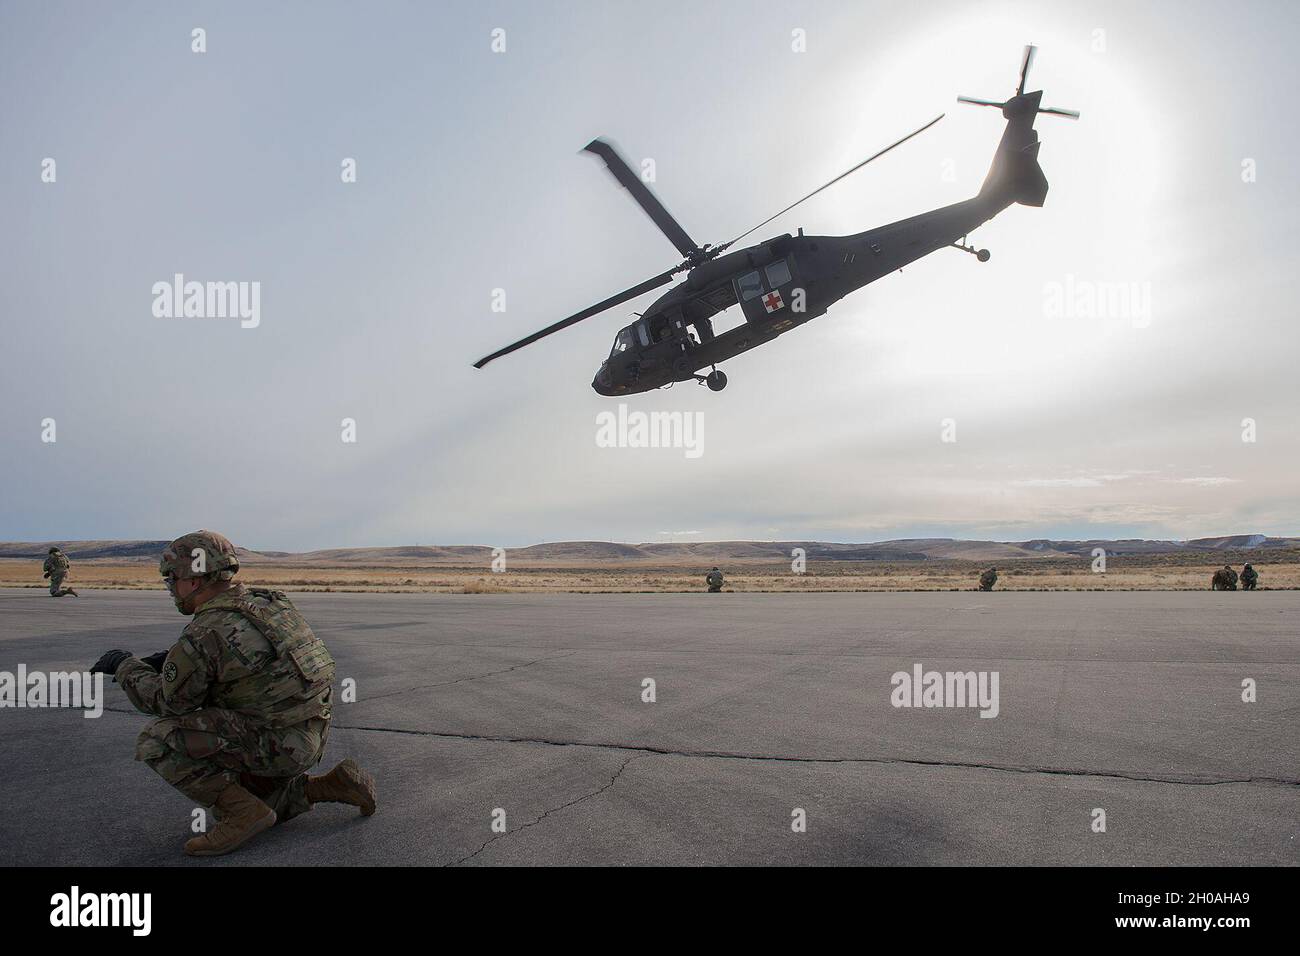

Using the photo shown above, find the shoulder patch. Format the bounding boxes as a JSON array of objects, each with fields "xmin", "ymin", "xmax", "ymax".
[{"xmin": 160, "ymin": 639, "xmax": 204, "ymax": 699}]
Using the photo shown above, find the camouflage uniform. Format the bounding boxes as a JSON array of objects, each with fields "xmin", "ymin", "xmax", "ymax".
[
  {"xmin": 978, "ymin": 568, "xmax": 997, "ymax": 591},
  {"xmin": 1211, "ymin": 567, "xmax": 1237, "ymax": 591},
  {"xmin": 706, "ymin": 568, "xmax": 724, "ymax": 592},
  {"xmin": 92, "ymin": 530, "xmax": 373, "ymax": 856},
  {"xmin": 1241, "ymin": 564, "xmax": 1258, "ymax": 590},
  {"xmin": 116, "ymin": 583, "xmax": 336, "ymax": 821},
  {"xmin": 43, "ymin": 549, "xmax": 73, "ymax": 596}
]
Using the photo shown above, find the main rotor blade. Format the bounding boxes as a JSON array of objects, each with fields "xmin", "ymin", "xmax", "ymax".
[
  {"xmin": 719, "ymin": 114, "xmax": 945, "ymax": 252},
  {"xmin": 473, "ymin": 269, "xmax": 677, "ymax": 369},
  {"xmin": 1017, "ymin": 44, "xmax": 1036, "ymax": 95},
  {"xmin": 584, "ymin": 139, "xmax": 701, "ymax": 259}
]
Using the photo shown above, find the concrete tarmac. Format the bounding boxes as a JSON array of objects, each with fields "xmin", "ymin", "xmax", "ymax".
[{"xmin": 1, "ymin": 588, "xmax": 1296, "ymax": 866}]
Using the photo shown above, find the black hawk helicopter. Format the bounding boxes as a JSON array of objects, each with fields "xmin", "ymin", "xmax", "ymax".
[{"xmin": 474, "ymin": 45, "xmax": 1078, "ymax": 394}]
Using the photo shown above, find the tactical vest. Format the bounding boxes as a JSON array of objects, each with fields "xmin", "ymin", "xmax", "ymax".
[
  {"xmin": 193, "ymin": 588, "xmax": 336, "ymax": 727},
  {"xmin": 47, "ymin": 554, "xmax": 70, "ymax": 573}
]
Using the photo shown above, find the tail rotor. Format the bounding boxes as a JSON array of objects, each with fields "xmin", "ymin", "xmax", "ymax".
[{"xmin": 958, "ymin": 44, "xmax": 1080, "ymax": 120}]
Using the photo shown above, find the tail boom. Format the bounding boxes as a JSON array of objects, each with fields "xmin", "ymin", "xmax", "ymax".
[{"xmin": 978, "ymin": 92, "xmax": 1049, "ymax": 208}]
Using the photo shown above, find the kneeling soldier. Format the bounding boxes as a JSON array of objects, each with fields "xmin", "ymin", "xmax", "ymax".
[
  {"xmin": 43, "ymin": 547, "xmax": 78, "ymax": 597},
  {"xmin": 91, "ymin": 530, "xmax": 376, "ymax": 857},
  {"xmin": 706, "ymin": 567, "xmax": 724, "ymax": 592}
]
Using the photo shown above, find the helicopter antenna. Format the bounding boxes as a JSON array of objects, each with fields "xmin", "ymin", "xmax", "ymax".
[{"xmin": 716, "ymin": 114, "xmax": 945, "ymax": 254}]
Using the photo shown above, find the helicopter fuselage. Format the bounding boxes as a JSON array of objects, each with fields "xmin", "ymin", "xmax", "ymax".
[{"xmin": 592, "ymin": 192, "xmax": 1007, "ymax": 396}]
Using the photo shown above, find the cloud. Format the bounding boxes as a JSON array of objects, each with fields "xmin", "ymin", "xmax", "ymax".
[
  {"xmin": 1012, "ymin": 478, "xmax": 1104, "ymax": 488},
  {"xmin": 1011, "ymin": 472, "xmax": 1140, "ymax": 488},
  {"xmin": 1173, "ymin": 477, "xmax": 1241, "ymax": 487}
]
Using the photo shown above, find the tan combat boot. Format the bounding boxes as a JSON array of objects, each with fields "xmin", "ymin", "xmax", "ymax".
[
  {"xmin": 306, "ymin": 758, "xmax": 377, "ymax": 816},
  {"xmin": 184, "ymin": 783, "xmax": 277, "ymax": 857}
]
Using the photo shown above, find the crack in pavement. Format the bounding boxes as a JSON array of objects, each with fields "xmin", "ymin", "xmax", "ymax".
[
  {"xmin": 94, "ymin": 707, "xmax": 1299, "ymax": 789},
  {"xmin": 447, "ymin": 754, "xmax": 641, "ymax": 866},
  {"xmin": 330, "ymin": 722, "xmax": 1300, "ymax": 789}
]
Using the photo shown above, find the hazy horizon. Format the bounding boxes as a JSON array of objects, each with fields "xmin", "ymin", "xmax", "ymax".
[{"xmin": 3, "ymin": 531, "xmax": 1293, "ymax": 554}]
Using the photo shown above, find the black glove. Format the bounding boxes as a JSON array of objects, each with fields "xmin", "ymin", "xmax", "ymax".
[
  {"xmin": 90, "ymin": 649, "xmax": 131, "ymax": 676},
  {"xmin": 140, "ymin": 651, "xmax": 169, "ymax": 672},
  {"xmin": 43, "ymin": 572, "xmax": 50, "ymax": 578}
]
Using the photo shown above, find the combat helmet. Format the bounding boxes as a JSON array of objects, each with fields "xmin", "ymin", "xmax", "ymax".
[{"xmin": 160, "ymin": 530, "xmax": 240, "ymax": 582}]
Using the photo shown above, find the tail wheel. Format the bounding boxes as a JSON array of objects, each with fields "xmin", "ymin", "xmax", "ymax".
[{"xmin": 706, "ymin": 370, "xmax": 728, "ymax": 391}]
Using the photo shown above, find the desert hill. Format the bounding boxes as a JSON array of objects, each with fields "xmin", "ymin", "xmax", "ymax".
[{"xmin": 2, "ymin": 535, "xmax": 1296, "ymax": 566}]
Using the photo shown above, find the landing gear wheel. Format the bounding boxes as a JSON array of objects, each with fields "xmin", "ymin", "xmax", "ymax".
[
  {"xmin": 951, "ymin": 237, "xmax": 991, "ymax": 262},
  {"xmin": 706, "ymin": 369, "xmax": 728, "ymax": 392}
]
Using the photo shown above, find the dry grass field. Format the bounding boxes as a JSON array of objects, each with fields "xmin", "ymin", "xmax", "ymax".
[{"xmin": 3, "ymin": 552, "xmax": 1296, "ymax": 593}]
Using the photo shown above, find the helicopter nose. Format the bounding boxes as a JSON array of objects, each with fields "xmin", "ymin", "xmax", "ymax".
[{"xmin": 593, "ymin": 362, "xmax": 613, "ymax": 395}]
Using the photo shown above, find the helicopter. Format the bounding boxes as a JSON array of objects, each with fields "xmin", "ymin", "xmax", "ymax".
[{"xmin": 473, "ymin": 45, "xmax": 1079, "ymax": 395}]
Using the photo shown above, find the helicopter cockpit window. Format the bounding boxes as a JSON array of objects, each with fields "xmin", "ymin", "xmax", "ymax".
[
  {"xmin": 611, "ymin": 328, "xmax": 634, "ymax": 356},
  {"xmin": 635, "ymin": 321, "xmax": 650, "ymax": 348},
  {"xmin": 765, "ymin": 259, "xmax": 792, "ymax": 288},
  {"xmin": 737, "ymin": 269, "xmax": 764, "ymax": 302}
]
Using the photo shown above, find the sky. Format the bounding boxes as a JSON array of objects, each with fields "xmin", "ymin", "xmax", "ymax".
[{"xmin": 1, "ymin": 0, "xmax": 1297, "ymax": 551}]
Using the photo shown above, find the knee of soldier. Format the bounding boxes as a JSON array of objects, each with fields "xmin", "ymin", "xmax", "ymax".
[
  {"xmin": 135, "ymin": 718, "xmax": 226, "ymax": 766},
  {"xmin": 279, "ymin": 718, "xmax": 331, "ymax": 772}
]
